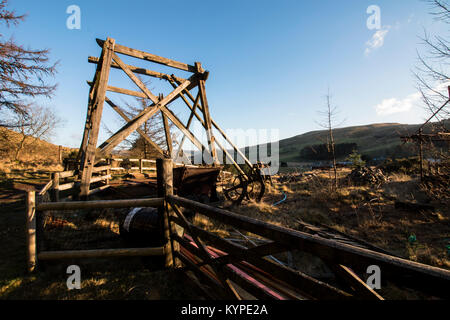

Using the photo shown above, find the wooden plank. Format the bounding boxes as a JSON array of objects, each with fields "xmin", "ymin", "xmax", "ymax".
[
  {"xmin": 26, "ymin": 191, "xmax": 36, "ymax": 272},
  {"xmin": 167, "ymin": 195, "xmax": 450, "ymax": 297},
  {"xmin": 36, "ymin": 197, "xmax": 164, "ymax": 211},
  {"xmin": 161, "ymin": 111, "xmax": 173, "ymax": 158},
  {"xmin": 92, "ymin": 165, "xmax": 111, "ymax": 173},
  {"xmin": 77, "ymin": 59, "xmax": 103, "ymax": 165},
  {"xmin": 170, "ymin": 79, "xmax": 252, "ymax": 170},
  {"xmin": 88, "ymin": 81, "xmax": 148, "ymax": 98},
  {"xmin": 97, "ymin": 76, "xmax": 195, "ymax": 156},
  {"xmin": 97, "ymin": 38, "xmax": 196, "ymax": 73},
  {"xmin": 38, "ymin": 180, "xmax": 53, "ymax": 196},
  {"xmin": 80, "ymin": 38, "xmax": 115, "ymax": 198},
  {"xmin": 111, "ymin": 52, "xmax": 159, "ymax": 103},
  {"xmin": 51, "ymin": 172, "xmax": 59, "ymax": 202},
  {"xmin": 332, "ymin": 264, "xmax": 384, "ymax": 300},
  {"xmin": 175, "ymin": 91, "xmax": 201, "ymax": 158},
  {"xmin": 170, "ymin": 221, "xmax": 350, "ymax": 300},
  {"xmin": 157, "ymin": 159, "xmax": 177, "ymax": 268},
  {"xmin": 57, "ymin": 182, "xmax": 75, "ymax": 191},
  {"xmin": 88, "ymin": 184, "xmax": 111, "ymax": 196},
  {"xmin": 170, "ymin": 202, "xmax": 241, "ymax": 299},
  {"xmin": 159, "ymin": 104, "xmax": 206, "ymax": 152},
  {"xmin": 38, "ymin": 247, "xmax": 165, "ymax": 260},
  {"xmin": 88, "ymin": 56, "xmax": 186, "ymax": 82},
  {"xmin": 104, "ymin": 97, "xmax": 164, "ymax": 156},
  {"xmin": 196, "ymin": 62, "xmax": 218, "ymax": 165},
  {"xmin": 59, "ymin": 170, "xmax": 76, "ymax": 178},
  {"xmin": 89, "ymin": 174, "xmax": 111, "ymax": 184}
]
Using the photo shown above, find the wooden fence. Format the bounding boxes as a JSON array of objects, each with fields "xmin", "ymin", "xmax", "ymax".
[{"xmin": 27, "ymin": 159, "xmax": 450, "ymax": 300}]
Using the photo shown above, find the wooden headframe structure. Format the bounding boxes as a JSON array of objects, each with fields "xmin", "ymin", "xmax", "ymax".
[{"xmin": 76, "ymin": 37, "xmax": 254, "ymax": 198}]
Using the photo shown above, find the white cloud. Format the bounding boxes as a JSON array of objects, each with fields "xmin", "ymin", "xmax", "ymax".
[
  {"xmin": 365, "ymin": 27, "xmax": 390, "ymax": 56},
  {"xmin": 375, "ymin": 82, "xmax": 450, "ymax": 116},
  {"xmin": 375, "ymin": 92, "xmax": 421, "ymax": 116}
]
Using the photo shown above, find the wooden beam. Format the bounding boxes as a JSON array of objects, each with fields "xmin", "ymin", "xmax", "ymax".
[
  {"xmin": 171, "ymin": 78, "xmax": 253, "ymax": 170},
  {"xmin": 157, "ymin": 159, "xmax": 177, "ymax": 268},
  {"xmin": 88, "ymin": 56, "xmax": 186, "ymax": 82},
  {"xmin": 175, "ymin": 91, "xmax": 201, "ymax": 158},
  {"xmin": 332, "ymin": 264, "xmax": 384, "ymax": 300},
  {"xmin": 161, "ymin": 111, "xmax": 173, "ymax": 158},
  {"xmin": 36, "ymin": 197, "xmax": 164, "ymax": 211},
  {"xmin": 88, "ymin": 81, "xmax": 148, "ymax": 98},
  {"xmin": 26, "ymin": 191, "xmax": 36, "ymax": 272},
  {"xmin": 196, "ymin": 62, "xmax": 218, "ymax": 165},
  {"xmin": 159, "ymin": 104, "xmax": 207, "ymax": 152},
  {"xmin": 170, "ymin": 220, "xmax": 350, "ymax": 300},
  {"xmin": 80, "ymin": 38, "xmax": 115, "ymax": 198},
  {"xmin": 111, "ymin": 52, "xmax": 159, "ymax": 103},
  {"xmin": 170, "ymin": 202, "xmax": 242, "ymax": 299},
  {"xmin": 38, "ymin": 247, "xmax": 165, "ymax": 260},
  {"xmin": 104, "ymin": 97, "xmax": 164, "ymax": 156},
  {"xmin": 97, "ymin": 38, "xmax": 196, "ymax": 73},
  {"xmin": 97, "ymin": 76, "xmax": 195, "ymax": 156}
]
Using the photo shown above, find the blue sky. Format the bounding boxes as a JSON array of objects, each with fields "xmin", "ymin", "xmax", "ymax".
[{"xmin": 3, "ymin": 0, "xmax": 448, "ymax": 148}]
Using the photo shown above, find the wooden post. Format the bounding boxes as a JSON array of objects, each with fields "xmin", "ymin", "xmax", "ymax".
[
  {"xmin": 51, "ymin": 172, "xmax": 60, "ymax": 202},
  {"xmin": 139, "ymin": 158, "xmax": 143, "ymax": 174},
  {"xmin": 58, "ymin": 145, "xmax": 62, "ymax": 164},
  {"xmin": 79, "ymin": 37, "xmax": 115, "ymax": 199},
  {"xmin": 26, "ymin": 191, "xmax": 37, "ymax": 272},
  {"xmin": 157, "ymin": 158, "xmax": 180, "ymax": 268}
]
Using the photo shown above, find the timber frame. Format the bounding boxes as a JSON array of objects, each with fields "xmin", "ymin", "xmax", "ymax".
[{"xmin": 76, "ymin": 37, "xmax": 259, "ymax": 198}]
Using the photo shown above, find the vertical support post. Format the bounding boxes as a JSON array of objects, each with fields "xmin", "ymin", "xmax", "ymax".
[
  {"xmin": 195, "ymin": 62, "xmax": 218, "ymax": 165},
  {"xmin": 58, "ymin": 145, "xmax": 62, "ymax": 164},
  {"xmin": 26, "ymin": 191, "xmax": 36, "ymax": 272},
  {"xmin": 79, "ymin": 37, "xmax": 115, "ymax": 199},
  {"xmin": 106, "ymin": 159, "xmax": 111, "ymax": 185},
  {"xmin": 51, "ymin": 172, "xmax": 60, "ymax": 202},
  {"xmin": 139, "ymin": 158, "xmax": 143, "ymax": 174},
  {"xmin": 161, "ymin": 112, "xmax": 173, "ymax": 159},
  {"xmin": 157, "ymin": 159, "xmax": 180, "ymax": 268}
]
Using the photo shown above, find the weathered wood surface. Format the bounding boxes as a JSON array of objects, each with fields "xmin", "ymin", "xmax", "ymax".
[
  {"xmin": 96, "ymin": 38, "xmax": 196, "ymax": 73},
  {"xmin": 38, "ymin": 247, "xmax": 165, "ymax": 260},
  {"xmin": 80, "ymin": 38, "xmax": 115, "ymax": 197},
  {"xmin": 26, "ymin": 191, "xmax": 36, "ymax": 272},
  {"xmin": 88, "ymin": 56, "xmax": 186, "ymax": 82},
  {"xmin": 36, "ymin": 197, "xmax": 163, "ymax": 211}
]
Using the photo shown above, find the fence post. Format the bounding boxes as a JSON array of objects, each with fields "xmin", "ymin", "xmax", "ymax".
[
  {"xmin": 58, "ymin": 145, "xmax": 62, "ymax": 164},
  {"xmin": 26, "ymin": 191, "xmax": 37, "ymax": 272},
  {"xmin": 157, "ymin": 158, "xmax": 180, "ymax": 268},
  {"xmin": 51, "ymin": 172, "xmax": 60, "ymax": 202},
  {"xmin": 139, "ymin": 158, "xmax": 143, "ymax": 174}
]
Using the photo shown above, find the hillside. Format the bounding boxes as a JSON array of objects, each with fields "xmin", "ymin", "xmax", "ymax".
[
  {"xmin": 0, "ymin": 127, "xmax": 76, "ymax": 171},
  {"xmin": 275, "ymin": 121, "xmax": 448, "ymax": 163}
]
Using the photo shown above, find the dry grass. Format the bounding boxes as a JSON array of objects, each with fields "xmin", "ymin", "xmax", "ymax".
[{"xmin": 215, "ymin": 167, "xmax": 450, "ymax": 298}]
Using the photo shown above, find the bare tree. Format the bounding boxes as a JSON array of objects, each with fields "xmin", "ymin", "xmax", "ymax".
[
  {"xmin": 0, "ymin": 0, "xmax": 58, "ymax": 127},
  {"xmin": 414, "ymin": 0, "xmax": 450, "ymax": 128},
  {"xmin": 125, "ymin": 97, "xmax": 169, "ymax": 158},
  {"xmin": 317, "ymin": 89, "xmax": 343, "ymax": 190},
  {"xmin": 12, "ymin": 104, "xmax": 62, "ymax": 160}
]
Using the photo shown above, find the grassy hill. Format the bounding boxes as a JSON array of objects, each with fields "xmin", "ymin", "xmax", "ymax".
[
  {"xmin": 273, "ymin": 121, "xmax": 448, "ymax": 163},
  {"xmin": 0, "ymin": 127, "xmax": 76, "ymax": 172}
]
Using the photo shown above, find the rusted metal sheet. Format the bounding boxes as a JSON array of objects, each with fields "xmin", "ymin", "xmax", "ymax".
[{"xmin": 173, "ymin": 166, "xmax": 221, "ymax": 200}]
